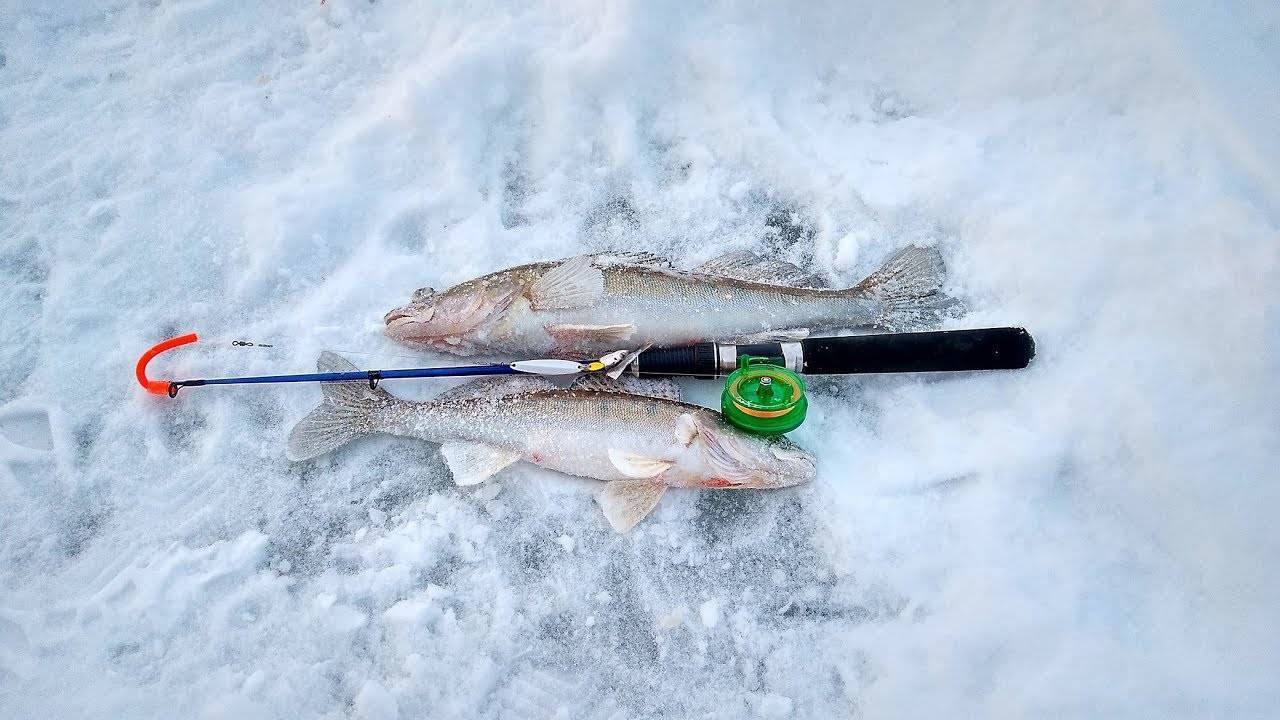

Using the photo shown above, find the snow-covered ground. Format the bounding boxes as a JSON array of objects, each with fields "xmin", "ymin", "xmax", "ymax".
[{"xmin": 2, "ymin": 1, "xmax": 1278, "ymax": 717}]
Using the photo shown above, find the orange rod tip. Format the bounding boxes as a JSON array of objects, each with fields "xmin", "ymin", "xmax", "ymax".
[{"xmin": 136, "ymin": 333, "xmax": 199, "ymax": 395}]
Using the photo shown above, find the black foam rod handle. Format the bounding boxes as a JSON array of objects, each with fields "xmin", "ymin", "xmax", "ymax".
[{"xmin": 800, "ymin": 327, "xmax": 1035, "ymax": 374}]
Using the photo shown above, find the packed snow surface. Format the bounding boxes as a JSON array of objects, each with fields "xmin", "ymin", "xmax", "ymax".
[{"xmin": 2, "ymin": 1, "xmax": 1278, "ymax": 717}]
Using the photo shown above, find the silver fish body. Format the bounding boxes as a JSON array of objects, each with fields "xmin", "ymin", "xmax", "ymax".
[
  {"xmin": 384, "ymin": 390, "xmax": 809, "ymax": 488},
  {"xmin": 287, "ymin": 354, "xmax": 816, "ymax": 532},
  {"xmin": 384, "ymin": 247, "xmax": 953, "ymax": 357}
]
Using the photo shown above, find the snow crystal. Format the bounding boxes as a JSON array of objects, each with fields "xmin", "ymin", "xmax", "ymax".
[{"xmin": 1, "ymin": 1, "xmax": 1277, "ymax": 718}]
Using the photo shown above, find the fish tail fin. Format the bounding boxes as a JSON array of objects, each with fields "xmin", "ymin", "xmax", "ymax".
[
  {"xmin": 844, "ymin": 245, "xmax": 961, "ymax": 330},
  {"xmin": 286, "ymin": 352, "xmax": 398, "ymax": 461}
]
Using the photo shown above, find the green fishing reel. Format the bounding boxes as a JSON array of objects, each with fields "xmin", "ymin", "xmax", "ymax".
[{"xmin": 721, "ymin": 356, "xmax": 808, "ymax": 435}]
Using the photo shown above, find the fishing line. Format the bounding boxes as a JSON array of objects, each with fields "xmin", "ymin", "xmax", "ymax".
[{"xmin": 188, "ymin": 335, "xmax": 434, "ymax": 363}]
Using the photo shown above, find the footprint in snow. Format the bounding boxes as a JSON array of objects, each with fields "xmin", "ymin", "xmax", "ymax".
[{"xmin": 0, "ymin": 402, "xmax": 56, "ymax": 454}]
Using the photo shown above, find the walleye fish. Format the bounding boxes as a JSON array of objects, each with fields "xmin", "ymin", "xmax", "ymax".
[
  {"xmin": 288, "ymin": 353, "xmax": 816, "ymax": 532},
  {"xmin": 384, "ymin": 245, "xmax": 955, "ymax": 357}
]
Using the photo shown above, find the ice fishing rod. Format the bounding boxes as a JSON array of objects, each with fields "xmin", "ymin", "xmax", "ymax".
[
  {"xmin": 137, "ymin": 327, "xmax": 1032, "ymax": 435},
  {"xmin": 138, "ymin": 327, "xmax": 1032, "ymax": 394}
]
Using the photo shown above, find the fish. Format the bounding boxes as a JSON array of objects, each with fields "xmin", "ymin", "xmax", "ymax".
[
  {"xmin": 287, "ymin": 353, "xmax": 817, "ymax": 532},
  {"xmin": 384, "ymin": 245, "xmax": 956, "ymax": 357}
]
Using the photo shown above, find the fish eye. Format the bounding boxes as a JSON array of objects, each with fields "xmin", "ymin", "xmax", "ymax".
[{"xmin": 412, "ymin": 287, "xmax": 437, "ymax": 303}]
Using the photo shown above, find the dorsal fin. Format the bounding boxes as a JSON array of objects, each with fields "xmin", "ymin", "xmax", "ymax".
[
  {"xmin": 527, "ymin": 255, "xmax": 605, "ymax": 310},
  {"xmin": 572, "ymin": 376, "xmax": 681, "ymax": 401},
  {"xmin": 693, "ymin": 250, "xmax": 825, "ymax": 287},
  {"xmin": 590, "ymin": 251, "xmax": 674, "ymax": 269},
  {"xmin": 429, "ymin": 374, "xmax": 682, "ymax": 404},
  {"xmin": 430, "ymin": 376, "xmax": 562, "ymax": 403}
]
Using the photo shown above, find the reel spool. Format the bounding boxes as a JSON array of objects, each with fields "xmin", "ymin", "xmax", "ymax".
[{"xmin": 721, "ymin": 356, "xmax": 808, "ymax": 436}]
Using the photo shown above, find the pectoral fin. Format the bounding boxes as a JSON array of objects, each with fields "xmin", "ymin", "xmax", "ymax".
[
  {"xmin": 675, "ymin": 413, "xmax": 700, "ymax": 446},
  {"xmin": 440, "ymin": 442, "xmax": 521, "ymax": 486},
  {"xmin": 596, "ymin": 479, "xmax": 667, "ymax": 533},
  {"xmin": 607, "ymin": 448, "xmax": 675, "ymax": 478}
]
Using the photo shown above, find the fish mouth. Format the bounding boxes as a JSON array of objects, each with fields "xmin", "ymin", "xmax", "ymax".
[
  {"xmin": 384, "ymin": 305, "xmax": 443, "ymax": 343},
  {"xmin": 383, "ymin": 305, "xmax": 481, "ymax": 353},
  {"xmin": 384, "ymin": 305, "xmax": 433, "ymax": 326}
]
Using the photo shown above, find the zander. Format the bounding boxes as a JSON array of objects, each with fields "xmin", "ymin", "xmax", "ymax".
[
  {"xmin": 288, "ymin": 353, "xmax": 817, "ymax": 532},
  {"xmin": 384, "ymin": 246, "xmax": 955, "ymax": 357}
]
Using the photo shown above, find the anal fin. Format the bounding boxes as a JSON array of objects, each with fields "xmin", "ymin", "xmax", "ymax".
[
  {"xmin": 596, "ymin": 479, "xmax": 667, "ymax": 533},
  {"xmin": 440, "ymin": 442, "xmax": 522, "ymax": 486}
]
